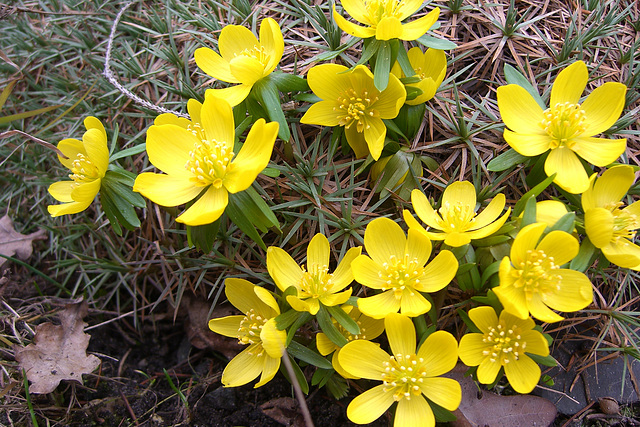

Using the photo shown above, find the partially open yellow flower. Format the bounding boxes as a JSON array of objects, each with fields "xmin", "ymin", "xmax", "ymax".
[
  {"xmin": 194, "ymin": 18, "xmax": 284, "ymax": 106},
  {"xmin": 497, "ymin": 61, "xmax": 627, "ymax": 193},
  {"xmin": 48, "ymin": 117, "xmax": 109, "ymax": 217},
  {"xmin": 582, "ymin": 165, "xmax": 640, "ymax": 269},
  {"xmin": 352, "ymin": 217, "xmax": 458, "ymax": 319},
  {"xmin": 459, "ymin": 306, "xmax": 549, "ymax": 394},
  {"xmin": 333, "ymin": 0, "xmax": 440, "ymax": 41},
  {"xmin": 494, "ymin": 222, "xmax": 593, "ymax": 323},
  {"xmin": 133, "ymin": 96, "xmax": 278, "ymax": 226},
  {"xmin": 404, "ymin": 182, "xmax": 510, "ymax": 247},
  {"xmin": 316, "ymin": 305, "xmax": 384, "ymax": 379},
  {"xmin": 390, "ymin": 47, "xmax": 446, "ymax": 105},
  {"xmin": 339, "ymin": 313, "xmax": 460, "ymax": 427},
  {"xmin": 208, "ymin": 278, "xmax": 286, "ymax": 388},
  {"xmin": 267, "ymin": 233, "xmax": 362, "ymax": 315},
  {"xmin": 300, "ymin": 64, "xmax": 405, "ymax": 160}
]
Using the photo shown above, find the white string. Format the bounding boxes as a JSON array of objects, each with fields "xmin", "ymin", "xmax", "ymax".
[{"xmin": 102, "ymin": 1, "xmax": 190, "ymax": 119}]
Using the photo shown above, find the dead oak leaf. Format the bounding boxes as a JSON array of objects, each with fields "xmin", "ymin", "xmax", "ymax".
[
  {"xmin": 0, "ymin": 215, "xmax": 46, "ymax": 267},
  {"xmin": 14, "ymin": 300, "xmax": 101, "ymax": 394}
]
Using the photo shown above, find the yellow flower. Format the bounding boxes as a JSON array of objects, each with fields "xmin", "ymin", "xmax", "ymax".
[
  {"xmin": 390, "ymin": 47, "xmax": 446, "ymax": 105},
  {"xmin": 333, "ymin": 0, "xmax": 440, "ymax": 41},
  {"xmin": 458, "ymin": 306, "xmax": 549, "ymax": 394},
  {"xmin": 352, "ymin": 217, "xmax": 458, "ymax": 319},
  {"xmin": 494, "ymin": 222, "xmax": 593, "ymax": 323},
  {"xmin": 338, "ymin": 313, "xmax": 461, "ymax": 427},
  {"xmin": 48, "ymin": 117, "xmax": 109, "ymax": 217},
  {"xmin": 194, "ymin": 18, "xmax": 284, "ymax": 107},
  {"xmin": 404, "ymin": 182, "xmax": 511, "ymax": 247},
  {"xmin": 316, "ymin": 305, "xmax": 385, "ymax": 379},
  {"xmin": 582, "ymin": 165, "xmax": 640, "ymax": 269},
  {"xmin": 497, "ymin": 61, "xmax": 627, "ymax": 194},
  {"xmin": 208, "ymin": 278, "xmax": 286, "ymax": 388},
  {"xmin": 267, "ymin": 233, "xmax": 362, "ymax": 315},
  {"xmin": 133, "ymin": 96, "xmax": 278, "ymax": 226},
  {"xmin": 300, "ymin": 64, "xmax": 406, "ymax": 160}
]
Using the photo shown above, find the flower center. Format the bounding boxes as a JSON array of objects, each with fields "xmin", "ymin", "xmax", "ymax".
[
  {"xmin": 365, "ymin": 0, "xmax": 404, "ymax": 22},
  {"xmin": 237, "ymin": 308, "xmax": 267, "ymax": 355},
  {"xmin": 438, "ymin": 201, "xmax": 476, "ymax": 232},
  {"xmin": 185, "ymin": 125, "xmax": 234, "ymax": 189},
  {"xmin": 68, "ymin": 153, "xmax": 100, "ymax": 185},
  {"xmin": 541, "ymin": 102, "xmax": 587, "ymax": 149},
  {"xmin": 605, "ymin": 201, "xmax": 639, "ymax": 243},
  {"xmin": 378, "ymin": 254, "xmax": 424, "ymax": 299},
  {"xmin": 335, "ymin": 88, "xmax": 380, "ymax": 133},
  {"xmin": 299, "ymin": 264, "xmax": 334, "ymax": 298},
  {"xmin": 481, "ymin": 322, "xmax": 526, "ymax": 364},
  {"xmin": 381, "ymin": 353, "xmax": 428, "ymax": 401},
  {"xmin": 237, "ymin": 45, "xmax": 270, "ymax": 66},
  {"xmin": 512, "ymin": 249, "xmax": 562, "ymax": 298}
]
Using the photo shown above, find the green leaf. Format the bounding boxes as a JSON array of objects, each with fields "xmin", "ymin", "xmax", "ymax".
[
  {"xmin": 0, "ymin": 80, "xmax": 16, "ymax": 111},
  {"xmin": 480, "ymin": 260, "xmax": 501, "ymax": 287},
  {"xmin": 100, "ymin": 177, "xmax": 141, "ymax": 229},
  {"xmin": 326, "ymin": 305, "xmax": 360, "ymax": 336},
  {"xmin": 270, "ymin": 72, "xmax": 309, "ymax": 92},
  {"xmin": 416, "ymin": 35, "xmax": 457, "ymax": 50},
  {"xmin": 225, "ymin": 194, "xmax": 267, "ymax": 251},
  {"xmin": 316, "ymin": 305, "xmax": 348, "ymax": 347},
  {"xmin": 356, "ymin": 38, "xmax": 381, "ymax": 66},
  {"xmin": 526, "ymin": 352, "xmax": 558, "ymax": 367},
  {"xmin": 395, "ymin": 43, "xmax": 415, "ymax": 77},
  {"xmin": 487, "ymin": 148, "xmax": 528, "ymax": 172},
  {"xmin": 286, "ymin": 311, "xmax": 312, "ymax": 346},
  {"xmin": 0, "ymin": 103, "xmax": 64, "ymax": 126},
  {"xmin": 373, "ymin": 41, "xmax": 392, "ymax": 91},
  {"xmin": 428, "ymin": 398, "xmax": 457, "ymax": 422},
  {"xmin": 275, "ymin": 309, "xmax": 302, "ymax": 331},
  {"xmin": 109, "ymin": 143, "xmax": 147, "ymax": 162},
  {"xmin": 570, "ymin": 237, "xmax": 596, "ymax": 272},
  {"xmin": 504, "ymin": 64, "xmax": 546, "ymax": 110},
  {"xmin": 457, "ymin": 308, "xmax": 481, "ymax": 333},
  {"xmin": 287, "ymin": 340, "xmax": 333, "ymax": 370},
  {"xmin": 513, "ymin": 173, "xmax": 556, "ymax": 216},
  {"xmin": 252, "ymin": 78, "xmax": 290, "ymax": 141},
  {"xmin": 186, "ymin": 220, "xmax": 220, "ymax": 253},
  {"xmin": 547, "ymin": 212, "xmax": 575, "ymax": 234},
  {"xmin": 280, "ymin": 353, "xmax": 310, "ymax": 394},
  {"xmin": 520, "ymin": 196, "xmax": 537, "ymax": 227}
]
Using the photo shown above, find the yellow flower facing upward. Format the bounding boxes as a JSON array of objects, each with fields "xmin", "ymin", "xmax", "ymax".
[
  {"xmin": 404, "ymin": 182, "xmax": 510, "ymax": 247},
  {"xmin": 316, "ymin": 305, "xmax": 385, "ymax": 379},
  {"xmin": 582, "ymin": 165, "xmax": 640, "ymax": 270},
  {"xmin": 267, "ymin": 233, "xmax": 362, "ymax": 315},
  {"xmin": 194, "ymin": 18, "xmax": 284, "ymax": 106},
  {"xmin": 390, "ymin": 47, "xmax": 446, "ymax": 105},
  {"xmin": 300, "ymin": 64, "xmax": 406, "ymax": 160},
  {"xmin": 208, "ymin": 278, "xmax": 287, "ymax": 388},
  {"xmin": 48, "ymin": 117, "xmax": 109, "ymax": 217},
  {"xmin": 459, "ymin": 306, "xmax": 549, "ymax": 394},
  {"xmin": 133, "ymin": 96, "xmax": 278, "ymax": 226},
  {"xmin": 497, "ymin": 61, "xmax": 627, "ymax": 193},
  {"xmin": 333, "ymin": 0, "xmax": 440, "ymax": 41},
  {"xmin": 494, "ymin": 222, "xmax": 593, "ymax": 323},
  {"xmin": 339, "ymin": 313, "xmax": 461, "ymax": 427},
  {"xmin": 352, "ymin": 217, "xmax": 458, "ymax": 319}
]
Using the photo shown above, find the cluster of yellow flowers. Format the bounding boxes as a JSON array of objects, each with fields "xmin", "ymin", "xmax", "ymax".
[{"xmin": 46, "ymin": 1, "xmax": 635, "ymax": 426}]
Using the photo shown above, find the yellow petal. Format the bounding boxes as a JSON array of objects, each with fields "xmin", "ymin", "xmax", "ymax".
[
  {"xmin": 48, "ymin": 181, "xmax": 75, "ymax": 203},
  {"xmin": 332, "ymin": 6, "xmax": 376, "ymax": 39},
  {"xmin": 219, "ymin": 25, "xmax": 259, "ymax": 60},
  {"xmin": 399, "ymin": 8, "xmax": 440, "ymax": 41},
  {"xmin": 187, "ymin": 99, "xmax": 203, "ymax": 124},
  {"xmin": 545, "ymin": 146, "xmax": 590, "ymax": 194},
  {"xmin": 340, "ymin": 0, "xmax": 368, "ymax": 23},
  {"xmin": 357, "ymin": 290, "xmax": 400, "ymax": 319},
  {"xmin": 175, "ymin": 185, "xmax": 228, "ymax": 226},
  {"xmin": 443, "ymin": 181, "xmax": 476, "ymax": 209},
  {"xmin": 229, "ymin": 55, "xmax": 265, "ymax": 85},
  {"xmin": 417, "ymin": 250, "xmax": 457, "ymax": 292},
  {"xmin": 527, "ymin": 292, "xmax": 564, "ymax": 323},
  {"xmin": 133, "ymin": 173, "xmax": 201, "ymax": 207},
  {"xmin": 306, "ymin": 63, "xmax": 351, "ymax": 101},
  {"xmin": 300, "ymin": 100, "xmax": 342, "ymax": 127},
  {"xmin": 496, "ymin": 266, "xmax": 529, "ymax": 319},
  {"xmin": 255, "ymin": 353, "xmax": 280, "ymax": 388},
  {"xmin": 194, "ymin": 47, "xmax": 237, "ymax": 83},
  {"xmin": 396, "ymin": 0, "xmax": 427, "ymax": 19},
  {"xmin": 582, "ymin": 165, "xmax": 635, "ymax": 210},
  {"xmin": 208, "ymin": 315, "xmax": 243, "ymax": 338},
  {"xmin": 267, "ymin": 246, "xmax": 304, "ymax": 292},
  {"xmin": 339, "ymin": 340, "xmax": 390, "ymax": 379},
  {"xmin": 320, "ymin": 289, "xmax": 352, "ymax": 307},
  {"xmin": 550, "ymin": 61, "xmax": 588, "ymax": 106},
  {"xmin": 224, "ymin": 119, "xmax": 278, "ymax": 193},
  {"xmin": 48, "ymin": 200, "xmax": 92, "ymax": 217},
  {"xmin": 468, "ymin": 306, "xmax": 499, "ymax": 334},
  {"xmin": 395, "ymin": 396, "xmax": 435, "ymax": 427},
  {"xmin": 443, "ymin": 232, "xmax": 471, "ymax": 247},
  {"xmin": 344, "ymin": 123, "xmax": 371, "ymax": 158},
  {"xmin": 364, "ymin": 217, "xmax": 406, "ymax": 265},
  {"xmin": 385, "ymin": 313, "xmax": 416, "ymax": 357},
  {"xmin": 376, "ymin": 16, "xmax": 403, "ymax": 40},
  {"xmin": 83, "ymin": 116, "xmax": 106, "ymax": 139},
  {"xmin": 70, "ymin": 178, "xmax": 101, "ymax": 203},
  {"xmin": 259, "ymin": 18, "xmax": 284, "ymax": 74},
  {"xmin": 504, "ymin": 355, "xmax": 541, "ymax": 394},
  {"xmin": 572, "ymin": 136, "xmax": 626, "ymax": 167},
  {"xmin": 201, "ymin": 96, "xmax": 235, "ymax": 147},
  {"xmin": 536, "ymin": 230, "xmax": 579, "ymax": 266},
  {"xmin": 520, "ymin": 330, "xmax": 550, "ymax": 357},
  {"xmin": 154, "ymin": 112, "xmax": 191, "ymax": 127},
  {"xmin": 419, "ymin": 377, "xmax": 461, "ymax": 411},
  {"xmin": 352, "ymin": 255, "xmax": 386, "ymax": 289},
  {"xmin": 316, "ymin": 332, "xmax": 336, "ymax": 356},
  {"xmin": 468, "ymin": 195, "xmax": 505, "ymax": 231},
  {"xmin": 307, "ymin": 233, "xmax": 330, "ymax": 269},
  {"xmin": 459, "ymin": 333, "xmax": 489, "ymax": 366},
  {"xmin": 581, "ymin": 82, "xmax": 627, "ymax": 136},
  {"xmin": 543, "ymin": 269, "xmax": 593, "ymax": 312},
  {"xmin": 260, "ymin": 318, "xmax": 286, "ymax": 358},
  {"xmin": 416, "ymin": 330, "xmax": 459, "ymax": 377},
  {"xmin": 204, "ymin": 85, "xmax": 252, "ymax": 107},
  {"xmin": 331, "ymin": 246, "xmax": 362, "ymax": 291},
  {"xmin": 57, "ymin": 138, "xmax": 86, "ymax": 170},
  {"xmin": 503, "ymin": 130, "xmax": 551, "ymax": 157},
  {"xmin": 497, "ymin": 84, "xmax": 545, "ymax": 134},
  {"xmin": 287, "ymin": 295, "xmax": 313, "ymax": 314},
  {"xmin": 346, "ymin": 385, "xmax": 395, "ymax": 424},
  {"xmin": 362, "ymin": 117, "xmax": 387, "ymax": 160},
  {"xmin": 332, "ymin": 348, "xmax": 358, "ymax": 379},
  {"xmin": 146, "ymin": 124, "xmax": 197, "ymax": 177},
  {"xmin": 374, "ymin": 73, "xmax": 406, "ymax": 118},
  {"xmin": 602, "ymin": 240, "xmax": 640, "ymax": 269},
  {"xmin": 406, "ymin": 77, "xmax": 436, "ymax": 106},
  {"xmin": 410, "ymin": 190, "xmax": 443, "ymax": 230},
  {"xmin": 477, "ymin": 357, "xmax": 501, "ymax": 384},
  {"xmin": 224, "ymin": 278, "xmax": 273, "ymax": 316},
  {"xmin": 405, "ymin": 228, "xmax": 432, "ymax": 267},
  {"xmin": 536, "ymin": 200, "xmax": 569, "ymax": 226},
  {"xmin": 221, "ymin": 345, "xmax": 264, "ymax": 387},
  {"xmin": 511, "ymin": 223, "xmax": 546, "ymax": 267}
]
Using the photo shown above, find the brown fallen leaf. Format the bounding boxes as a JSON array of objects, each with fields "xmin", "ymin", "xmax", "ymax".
[
  {"xmin": 0, "ymin": 215, "xmax": 46, "ymax": 267},
  {"xmin": 447, "ymin": 365, "xmax": 557, "ymax": 427},
  {"xmin": 14, "ymin": 299, "xmax": 101, "ymax": 394},
  {"xmin": 260, "ymin": 397, "xmax": 306, "ymax": 427}
]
